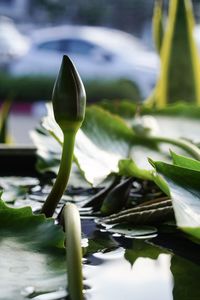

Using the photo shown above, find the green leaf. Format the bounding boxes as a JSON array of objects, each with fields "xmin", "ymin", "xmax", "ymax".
[
  {"xmin": 0, "ymin": 98, "xmax": 12, "ymax": 143},
  {"xmin": 31, "ymin": 128, "xmax": 61, "ymax": 174},
  {"xmin": 171, "ymin": 151, "xmax": 200, "ymax": 171},
  {"xmin": 154, "ymin": 160, "xmax": 200, "ymax": 241},
  {"xmin": 0, "ymin": 199, "xmax": 67, "ymax": 299},
  {"xmin": 75, "ymin": 106, "xmax": 134, "ymax": 185},
  {"xmin": 119, "ymin": 158, "xmax": 170, "ymax": 195},
  {"xmin": 98, "ymin": 100, "xmax": 200, "ymax": 119},
  {"xmin": 152, "ymin": 0, "xmax": 164, "ymax": 54},
  {"xmin": 41, "ymin": 104, "xmax": 134, "ymax": 186},
  {"xmin": 38, "ymin": 103, "xmax": 200, "ymax": 187},
  {"xmin": 171, "ymin": 255, "xmax": 200, "ymax": 300},
  {"xmin": 40, "ymin": 103, "xmax": 173, "ymax": 185},
  {"xmin": 152, "ymin": 0, "xmax": 200, "ymax": 107},
  {"xmin": 119, "ymin": 159, "xmax": 153, "ymax": 180},
  {"xmin": 31, "ymin": 129, "xmax": 91, "ymax": 189}
]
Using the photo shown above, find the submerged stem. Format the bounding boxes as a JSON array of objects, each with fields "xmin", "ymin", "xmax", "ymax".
[
  {"xmin": 63, "ymin": 203, "xmax": 83, "ymax": 300},
  {"xmin": 41, "ymin": 130, "xmax": 76, "ymax": 217}
]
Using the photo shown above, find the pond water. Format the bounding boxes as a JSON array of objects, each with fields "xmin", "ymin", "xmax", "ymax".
[
  {"xmin": 82, "ymin": 218, "xmax": 200, "ymax": 300},
  {"xmin": 0, "ymin": 176, "xmax": 200, "ymax": 300},
  {"xmin": 85, "ymin": 249, "xmax": 172, "ymax": 300}
]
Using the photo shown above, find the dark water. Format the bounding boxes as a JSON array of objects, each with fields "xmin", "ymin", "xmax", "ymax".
[{"xmin": 1, "ymin": 176, "xmax": 200, "ymax": 300}]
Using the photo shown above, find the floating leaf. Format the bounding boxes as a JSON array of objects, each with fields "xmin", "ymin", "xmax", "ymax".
[
  {"xmin": 171, "ymin": 255, "xmax": 200, "ymax": 300},
  {"xmin": 105, "ymin": 224, "xmax": 157, "ymax": 238},
  {"xmin": 31, "ymin": 129, "xmax": 91, "ymax": 189},
  {"xmin": 0, "ymin": 199, "xmax": 67, "ymax": 300},
  {"xmin": 154, "ymin": 159, "xmax": 200, "ymax": 241},
  {"xmin": 39, "ymin": 104, "xmax": 171, "ymax": 185},
  {"xmin": 35, "ymin": 103, "xmax": 200, "ymax": 188},
  {"xmin": 31, "ymin": 128, "xmax": 61, "ymax": 174},
  {"xmin": 40, "ymin": 104, "xmax": 134, "ymax": 186}
]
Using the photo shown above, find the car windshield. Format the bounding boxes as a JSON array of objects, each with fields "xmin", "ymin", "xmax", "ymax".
[
  {"xmin": 32, "ymin": 25, "xmax": 146, "ymax": 57},
  {"xmin": 37, "ymin": 38, "xmax": 96, "ymax": 56}
]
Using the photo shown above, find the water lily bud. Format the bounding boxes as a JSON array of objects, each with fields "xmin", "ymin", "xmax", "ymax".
[{"xmin": 52, "ymin": 55, "xmax": 86, "ymax": 132}]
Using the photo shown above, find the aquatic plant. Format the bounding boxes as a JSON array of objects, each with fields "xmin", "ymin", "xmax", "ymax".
[{"xmin": 41, "ymin": 55, "xmax": 86, "ymax": 217}]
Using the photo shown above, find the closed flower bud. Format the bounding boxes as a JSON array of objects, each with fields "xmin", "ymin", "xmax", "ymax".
[{"xmin": 52, "ymin": 55, "xmax": 86, "ymax": 132}]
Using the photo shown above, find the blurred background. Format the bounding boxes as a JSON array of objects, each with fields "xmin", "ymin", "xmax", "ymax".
[{"xmin": 0, "ymin": 0, "xmax": 200, "ymax": 143}]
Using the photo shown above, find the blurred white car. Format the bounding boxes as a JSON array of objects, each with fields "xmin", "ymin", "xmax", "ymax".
[
  {"xmin": 0, "ymin": 16, "xmax": 30, "ymax": 68},
  {"xmin": 194, "ymin": 25, "xmax": 200, "ymax": 51},
  {"xmin": 9, "ymin": 25, "xmax": 159, "ymax": 98}
]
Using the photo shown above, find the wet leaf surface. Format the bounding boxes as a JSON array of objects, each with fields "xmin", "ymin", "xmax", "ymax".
[
  {"xmin": 104, "ymin": 224, "xmax": 157, "ymax": 238},
  {"xmin": 0, "ymin": 199, "xmax": 66, "ymax": 300},
  {"xmin": 154, "ymin": 157, "xmax": 200, "ymax": 241}
]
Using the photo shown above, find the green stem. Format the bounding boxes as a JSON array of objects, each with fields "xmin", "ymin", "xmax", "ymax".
[
  {"xmin": 41, "ymin": 130, "xmax": 76, "ymax": 217},
  {"xmin": 151, "ymin": 136, "xmax": 200, "ymax": 160},
  {"xmin": 134, "ymin": 134, "xmax": 200, "ymax": 161},
  {"xmin": 63, "ymin": 203, "xmax": 83, "ymax": 300}
]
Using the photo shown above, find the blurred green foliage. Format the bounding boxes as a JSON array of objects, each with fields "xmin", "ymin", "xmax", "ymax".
[
  {"xmin": 0, "ymin": 73, "xmax": 140, "ymax": 103},
  {"xmin": 148, "ymin": 0, "xmax": 200, "ymax": 107}
]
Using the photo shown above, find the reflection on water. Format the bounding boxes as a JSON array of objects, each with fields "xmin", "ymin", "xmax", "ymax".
[
  {"xmin": 83, "ymin": 227, "xmax": 200, "ymax": 300},
  {"xmin": 2, "ymin": 177, "xmax": 200, "ymax": 300},
  {"xmin": 84, "ymin": 238, "xmax": 173, "ymax": 300}
]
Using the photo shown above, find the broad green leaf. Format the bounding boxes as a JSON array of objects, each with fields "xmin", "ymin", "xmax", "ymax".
[
  {"xmin": 31, "ymin": 128, "xmax": 61, "ymax": 174},
  {"xmin": 119, "ymin": 159, "xmax": 153, "ymax": 180},
  {"xmin": 99, "ymin": 101, "xmax": 200, "ymax": 142},
  {"xmin": 39, "ymin": 103, "xmax": 172, "ymax": 185},
  {"xmin": 98, "ymin": 100, "xmax": 200, "ymax": 119},
  {"xmin": 154, "ymin": 160, "xmax": 200, "ymax": 241},
  {"xmin": 41, "ymin": 103, "xmax": 134, "ymax": 186},
  {"xmin": 154, "ymin": 0, "xmax": 200, "ymax": 106},
  {"xmin": 0, "ymin": 199, "xmax": 67, "ymax": 300},
  {"xmin": 75, "ymin": 106, "xmax": 134, "ymax": 185},
  {"xmin": 171, "ymin": 255, "xmax": 200, "ymax": 300},
  {"xmin": 171, "ymin": 151, "xmax": 200, "ymax": 171},
  {"xmin": 37, "ymin": 103, "xmax": 200, "ymax": 187},
  {"xmin": 31, "ymin": 129, "xmax": 91, "ymax": 189}
]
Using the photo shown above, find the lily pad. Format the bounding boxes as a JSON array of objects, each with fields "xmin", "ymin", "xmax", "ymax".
[
  {"xmin": 38, "ymin": 103, "xmax": 170, "ymax": 186},
  {"xmin": 153, "ymin": 158, "xmax": 200, "ymax": 241},
  {"xmin": 34, "ymin": 103, "xmax": 200, "ymax": 188},
  {"xmin": 31, "ymin": 128, "xmax": 61, "ymax": 175},
  {"xmin": 171, "ymin": 255, "xmax": 200, "ymax": 300},
  {"xmin": 105, "ymin": 224, "xmax": 157, "ymax": 238},
  {"xmin": 40, "ymin": 104, "xmax": 134, "ymax": 186},
  {"xmin": 0, "ymin": 198, "xmax": 66, "ymax": 300}
]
